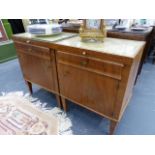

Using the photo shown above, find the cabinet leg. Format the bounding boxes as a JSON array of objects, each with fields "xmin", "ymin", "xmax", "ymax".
[
  {"xmin": 55, "ymin": 95, "xmax": 62, "ymax": 109},
  {"xmin": 110, "ymin": 120, "xmax": 117, "ymax": 135},
  {"xmin": 61, "ymin": 97, "xmax": 67, "ymax": 112},
  {"xmin": 25, "ymin": 80, "xmax": 33, "ymax": 94}
]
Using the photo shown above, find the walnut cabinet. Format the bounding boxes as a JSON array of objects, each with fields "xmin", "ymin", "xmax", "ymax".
[
  {"xmin": 13, "ymin": 34, "xmax": 145, "ymax": 134},
  {"xmin": 13, "ymin": 38, "xmax": 62, "ymax": 107}
]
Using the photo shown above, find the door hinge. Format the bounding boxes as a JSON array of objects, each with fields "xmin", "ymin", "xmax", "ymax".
[{"xmin": 117, "ymin": 81, "xmax": 120, "ymax": 89}]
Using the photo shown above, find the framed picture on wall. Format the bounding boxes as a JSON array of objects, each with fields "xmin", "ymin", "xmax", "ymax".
[{"xmin": 0, "ymin": 20, "xmax": 8, "ymax": 42}]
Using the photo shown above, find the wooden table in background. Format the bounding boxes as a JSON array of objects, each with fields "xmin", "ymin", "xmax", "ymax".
[{"xmin": 62, "ymin": 26, "xmax": 153, "ymax": 80}]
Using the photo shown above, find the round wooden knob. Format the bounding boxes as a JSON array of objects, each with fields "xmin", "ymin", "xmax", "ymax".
[
  {"xmin": 26, "ymin": 40, "xmax": 30, "ymax": 43},
  {"xmin": 82, "ymin": 51, "xmax": 86, "ymax": 55}
]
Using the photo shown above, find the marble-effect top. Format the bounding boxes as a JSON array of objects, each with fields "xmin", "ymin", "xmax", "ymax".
[
  {"xmin": 13, "ymin": 32, "xmax": 145, "ymax": 58},
  {"xmin": 13, "ymin": 32, "xmax": 78, "ymax": 43},
  {"xmin": 56, "ymin": 36, "xmax": 145, "ymax": 58}
]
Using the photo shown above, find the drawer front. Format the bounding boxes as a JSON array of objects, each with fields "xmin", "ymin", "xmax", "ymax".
[
  {"xmin": 14, "ymin": 41, "xmax": 50, "ymax": 59},
  {"xmin": 57, "ymin": 51, "xmax": 124, "ymax": 80}
]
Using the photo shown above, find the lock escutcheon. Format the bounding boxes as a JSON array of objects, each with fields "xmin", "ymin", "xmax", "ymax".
[
  {"xmin": 80, "ymin": 59, "xmax": 89, "ymax": 66},
  {"xmin": 63, "ymin": 70, "xmax": 70, "ymax": 77},
  {"xmin": 28, "ymin": 48, "xmax": 32, "ymax": 52}
]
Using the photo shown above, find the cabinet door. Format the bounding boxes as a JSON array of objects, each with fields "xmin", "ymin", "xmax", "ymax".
[
  {"xmin": 15, "ymin": 42, "xmax": 58, "ymax": 93},
  {"xmin": 57, "ymin": 51, "xmax": 122, "ymax": 117}
]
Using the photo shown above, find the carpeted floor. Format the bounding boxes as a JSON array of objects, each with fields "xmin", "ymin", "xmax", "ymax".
[
  {"xmin": 1, "ymin": 59, "xmax": 155, "ymax": 135},
  {"xmin": 0, "ymin": 92, "xmax": 72, "ymax": 135}
]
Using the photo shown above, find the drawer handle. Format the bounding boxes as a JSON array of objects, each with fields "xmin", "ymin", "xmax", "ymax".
[
  {"xmin": 80, "ymin": 60, "xmax": 89, "ymax": 66},
  {"xmin": 26, "ymin": 40, "xmax": 30, "ymax": 43}
]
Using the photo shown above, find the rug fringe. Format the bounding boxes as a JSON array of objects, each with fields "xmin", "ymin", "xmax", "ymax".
[{"xmin": 0, "ymin": 91, "xmax": 72, "ymax": 135}]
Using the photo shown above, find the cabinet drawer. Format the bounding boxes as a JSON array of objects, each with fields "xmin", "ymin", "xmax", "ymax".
[
  {"xmin": 14, "ymin": 42, "xmax": 51, "ymax": 59},
  {"xmin": 57, "ymin": 51, "xmax": 124, "ymax": 80}
]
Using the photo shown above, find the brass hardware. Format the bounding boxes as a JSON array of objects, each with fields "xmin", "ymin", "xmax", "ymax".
[
  {"xmin": 79, "ymin": 19, "xmax": 106, "ymax": 42},
  {"xmin": 80, "ymin": 60, "xmax": 89, "ymax": 66}
]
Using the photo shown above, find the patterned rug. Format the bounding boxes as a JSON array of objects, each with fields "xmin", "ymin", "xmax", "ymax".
[{"xmin": 0, "ymin": 92, "xmax": 72, "ymax": 135}]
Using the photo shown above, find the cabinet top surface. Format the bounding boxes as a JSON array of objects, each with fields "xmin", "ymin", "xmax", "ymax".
[
  {"xmin": 13, "ymin": 32, "xmax": 78, "ymax": 43},
  {"xmin": 13, "ymin": 32, "xmax": 145, "ymax": 58},
  {"xmin": 56, "ymin": 36, "xmax": 145, "ymax": 58}
]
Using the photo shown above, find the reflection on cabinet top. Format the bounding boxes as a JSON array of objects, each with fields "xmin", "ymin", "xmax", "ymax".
[
  {"xmin": 55, "ymin": 36, "xmax": 145, "ymax": 58},
  {"xmin": 13, "ymin": 32, "xmax": 145, "ymax": 59},
  {"xmin": 13, "ymin": 32, "xmax": 78, "ymax": 43}
]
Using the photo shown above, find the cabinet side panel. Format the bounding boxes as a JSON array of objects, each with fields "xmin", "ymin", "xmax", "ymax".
[
  {"xmin": 113, "ymin": 47, "xmax": 143, "ymax": 121},
  {"xmin": 119, "ymin": 48, "xmax": 143, "ymax": 120}
]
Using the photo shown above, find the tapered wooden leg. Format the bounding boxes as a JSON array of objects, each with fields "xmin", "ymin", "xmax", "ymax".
[
  {"xmin": 25, "ymin": 80, "xmax": 33, "ymax": 94},
  {"xmin": 110, "ymin": 120, "xmax": 117, "ymax": 135},
  {"xmin": 55, "ymin": 95, "xmax": 62, "ymax": 109},
  {"xmin": 61, "ymin": 97, "xmax": 67, "ymax": 112}
]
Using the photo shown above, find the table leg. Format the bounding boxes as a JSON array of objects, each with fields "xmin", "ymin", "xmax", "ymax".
[
  {"xmin": 25, "ymin": 80, "xmax": 33, "ymax": 94},
  {"xmin": 110, "ymin": 120, "xmax": 117, "ymax": 135},
  {"xmin": 56, "ymin": 95, "xmax": 62, "ymax": 109},
  {"xmin": 61, "ymin": 97, "xmax": 67, "ymax": 112}
]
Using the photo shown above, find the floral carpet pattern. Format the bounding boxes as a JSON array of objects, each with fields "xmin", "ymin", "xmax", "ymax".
[{"xmin": 0, "ymin": 92, "xmax": 72, "ymax": 135}]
